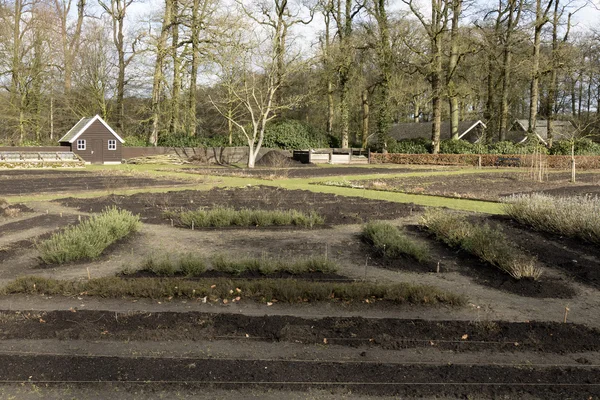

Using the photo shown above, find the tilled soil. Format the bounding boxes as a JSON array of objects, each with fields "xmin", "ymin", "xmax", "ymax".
[
  {"xmin": 1, "ymin": 310, "xmax": 599, "ymax": 353},
  {"xmin": 57, "ymin": 186, "xmax": 422, "ymax": 225},
  {"xmin": 347, "ymin": 171, "xmax": 600, "ymax": 201},
  {"xmin": 0, "ymin": 170, "xmax": 189, "ymax": 196},
  {"xmin": 1, "ymin": 354, "xmax": 598, "ymax": 398}
]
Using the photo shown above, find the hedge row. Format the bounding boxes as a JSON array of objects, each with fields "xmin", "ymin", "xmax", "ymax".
[{"xmin": 371, "ymin": 153, "xmax": 600, "ymax": 169}]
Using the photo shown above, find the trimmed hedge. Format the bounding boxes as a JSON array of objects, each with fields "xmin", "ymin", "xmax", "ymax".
[{"xmin": 371, "ymin": 153, "xmax": 600, "ymax": 169}]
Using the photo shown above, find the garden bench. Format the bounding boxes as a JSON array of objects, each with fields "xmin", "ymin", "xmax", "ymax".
[{"xmin": 495, "ymin": 156, "xmax": 521, "ymax": 167}]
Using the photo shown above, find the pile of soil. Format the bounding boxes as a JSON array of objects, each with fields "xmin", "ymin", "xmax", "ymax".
[
  {"xmin": 255, "ymin": 150, "xmax": 302, "ymax": 167},
  {"xmin": 57, "ymin": 186, "xmax": 421, "ymax": 226}
]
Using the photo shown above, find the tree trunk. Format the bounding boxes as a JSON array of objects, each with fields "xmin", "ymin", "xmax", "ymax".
[
  {"xmin": 340, "ymin": 80, "xmax": 349, "ymax": 148},
  {"xmin": 187, "ymin": 0, "xmax": 199, "ymax": 136},
  {"xmin": 413, "ymin": 101, "xmax": 420, "ymax": 123},
  {"xmin": 169, "ymin": 0, "xmax": 181, "ymax": 135},
  {"xmin": 447, "ymin": 0, "xmax": 461, "ymax": 140},
  {"xmin": 327, "ymin": 80, "xmax": 334, "ymax": 137},
  {"xmin": 431, "ymin": 29, "xmax": 443, "ymax": 154},
  {"xmin": 150, "ymin": 0, "xmax": 171, "ymax": 146},
  {"xmin": 362, "ymin": 89, "xmax": 369, "ymax": 149}
]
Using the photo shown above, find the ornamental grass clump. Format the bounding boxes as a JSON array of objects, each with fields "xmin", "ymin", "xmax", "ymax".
[
  {"xmin": 37, "ymin": 207, "xmax": 140, "ymax": 264},
  {"xmin": 502, "ymin": 193, "xmax": 600, "ymax": 245},
  {"xmin": 2, "ymin": 276, "xmax": 466, "ymax": 306},
  {"xmin": 210, "ymin": 255, "xmax": 338, "ymax": 275},
  {"xmin": 421, "ymin": 210, "xmax": 541, "ymax": 280},
  {"xmin": 141, "ymin": 253, "xmax": 207, "ymax": 277},
  {"xmin": 165, "ymin": 207, "xmax": 324, "ymax": 228},
  {"xmin": 137, "ymin": 253, "xmax": 337, "ymax": 277},
  {"xmin": 362, "ymin": 221, "xmax": 430, "ymax": 263}
]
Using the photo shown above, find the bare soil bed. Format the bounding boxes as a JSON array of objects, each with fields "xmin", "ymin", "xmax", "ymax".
[
  {"xmin": 57, "ymin": 186, "xmax": 422, "ymax": 225},
  {"xmin": 2, "ymin": 310, "xmax": 599, "ymax": 353},
  {"xmin": 185, "ymin": 166, "xmax": 436, "ymax": 179},
  {"xmin": 345, "ymin": 171, "xmax": 600, "ymax": 201},
  {"xmin": 2, "ymin": 353, "xmax": 598, "ymax": 398},
  {"xmin": 0, "ymin": 170, "xmax": 189, "ymax": 196},
  {"xmin": 1, "ymin": 310, "xmax": 599, "ymax": 398}
]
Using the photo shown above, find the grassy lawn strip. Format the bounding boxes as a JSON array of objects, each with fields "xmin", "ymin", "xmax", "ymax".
[
  {"xmin": 2, "ymin": 276, "xmax": 466, "ymax": 306},
  {"xmin": 502, "ymin": 194, "xmax": 600, "ymax": 245},
  {"xmin": 37, "ymin": 207, "xmax": 140, "ymax": 264},
  {"xmin": 132, "ymin": 254, "xmax": 337, "ymax": 277},
  {"xmin": 421, "ymin": 210, "xmax": 541, "ymax": 280},
  {"xmin": 362, "ymin": 221, "xmax": 430, "ymax": 263},
  {"xmin": 164, "ymin": 206, "xmax": 324, "ymax": 228}
]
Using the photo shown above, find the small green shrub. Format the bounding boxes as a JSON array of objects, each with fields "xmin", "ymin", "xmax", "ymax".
[
  {"xmin": 165, "ymin": 207, "xmax": 324, "ymax": 228},
  {"xmin": 362, "ymin": 221, "xmax": 430, "ymax": 263},
  {"xmin": 122, "ymin": 135, "xmax": 149, "ymax": 147},
  {"xmin": 549, "ymin": 139, "xmax": 600, "ymax": 156},
  {"xmin": 37, "ymin": 207, "xmax": 140, "ymax": 264},
  {"xmin": 420, "ymin": 210, "xmax": 541, "ymax": 280},
  {"xmin": 502, "ymin": 194, "xmax": 600, "ymax": 245},
  {"xmin": 386, "ymin": 138, "xmax": 430, "ymax": 154},
  {"xmin": 262, "ymin": 120, "xmax": 337, "ymax": 150},
  {"xmin": 439, "ymin": 139, "xmax": 479, "ymax": 154}
]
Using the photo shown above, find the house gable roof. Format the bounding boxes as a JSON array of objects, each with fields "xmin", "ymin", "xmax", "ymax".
[
  {"xmin": 58, "ymin": 115, "xmax": 125, "ymax": 144},
  {"xmin": 510, "ymin": 119, "xmax": 576, "ymax": 143},
  {"xmin": 388, "ymin": 120, "xmax": 487, "ymax": 142}
]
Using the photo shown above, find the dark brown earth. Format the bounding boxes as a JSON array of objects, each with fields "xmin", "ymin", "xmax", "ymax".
[
  {"xmin": 1, "ymin": 310, "xmax": 599, "ymax": 353},
  {"xmin": 347, "ymin": 171, "xmax": 600, "ymax": 201},
  {"xmin": 0, "ymin": 170, "xmax": 189, "ymax": 196},
  {"xmin": 2, "ymin": 354, "xmax": 598, "ymax": 398},
  {"xmin": 0, "ymin": 214, "xmax": 73, "ymax": 237},
  {"xmin": 56, "ymin": 186, "xmax": 422, "ymax": 225},
  {"xmin": 185, "ymin": 166, "xmax": 435, "ymax": 179}
]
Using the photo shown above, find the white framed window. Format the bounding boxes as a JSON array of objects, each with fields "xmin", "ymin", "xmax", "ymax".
[
  {"xmin": 108, "ymin": 140, "xmax": 117, "ymax": 150},
  {"xmin": 77, "ymin": 139, "xmax": 86, "ymax": 150}
]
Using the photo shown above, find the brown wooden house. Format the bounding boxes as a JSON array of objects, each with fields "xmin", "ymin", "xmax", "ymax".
[{"xmin": 58, "ymin": 115, "xmax": 124, "ymax": 164}]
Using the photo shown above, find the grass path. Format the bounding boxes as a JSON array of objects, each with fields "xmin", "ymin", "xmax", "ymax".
[{"xmin": 4, "ymin": 164, "xmax": 505, "ymax": 214}]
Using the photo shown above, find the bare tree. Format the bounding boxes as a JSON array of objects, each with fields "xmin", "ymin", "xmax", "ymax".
[
  {"xmin": 403, "ymin": 0, "xmax": 449, "ymax": 153},
  {"xmin": 99, "ymin": 0, "xmax": 140, "ymax": 131},
  {"xmin": 527, "ymin": 0, "xmax": 554, "ymax": 135}
]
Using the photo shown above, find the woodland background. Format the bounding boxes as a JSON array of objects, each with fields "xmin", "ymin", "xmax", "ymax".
[{"xmin": 1, "ymin": 0, "xmax": 599, "ymax": 154}]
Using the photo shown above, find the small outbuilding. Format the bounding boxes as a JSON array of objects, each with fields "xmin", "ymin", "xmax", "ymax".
[
  {"xmin": 507, "ymin": 119, "xmax": 577, "ymax": 145},
  {"xmin": 388, "ymin": 120, "xmax": 487, "ymax": 143},
  {"xmin": 59, "ymin": 115, "xmax": 124, "ymax": 164}
]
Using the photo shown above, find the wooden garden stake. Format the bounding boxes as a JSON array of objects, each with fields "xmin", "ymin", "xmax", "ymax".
[
  {"xmin": 191, "ymin": 221, "xmax": 194, "ymax": 230},
  {"xmin": 78, "ymin": 215, "xmax": 81, "ymax": 222},
  {"xmin": 60, "ymin": 212, "xmax": 63, "ymax": 218},
  {"xmin": 170, "ymin": 219, "xmax": 174, "ymax": 227},
  {"xmin": 87, "ymin": 268, "xmax": 91, "ymax": 280},
  {"xmin": 563, "ymin": 306, "xmax": 570, "ymax": 323},
  {"xmin": 436, "ymin": 262, "xmax": 440, "ymax": 273}
]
